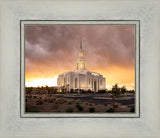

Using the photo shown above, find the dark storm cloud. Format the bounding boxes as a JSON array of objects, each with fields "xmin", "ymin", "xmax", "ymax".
[{"xmin": 25, "ymin": 25, "xmax": 135, "ymax": 74}]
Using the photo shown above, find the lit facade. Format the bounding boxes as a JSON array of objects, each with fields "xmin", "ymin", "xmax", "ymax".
[{"xmin": 57, "ymin": 41, "xmax": 106, "ymax": 92}]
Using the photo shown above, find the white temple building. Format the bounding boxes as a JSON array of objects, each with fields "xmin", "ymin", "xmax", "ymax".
[{"xmin": 57, "ymin": 41, "xmax": 106, "ymax": 92}]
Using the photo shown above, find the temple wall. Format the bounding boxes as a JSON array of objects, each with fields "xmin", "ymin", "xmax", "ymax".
[{"xmin": 57, "ymin": 71, "xmax": 106, "ymax": 92}]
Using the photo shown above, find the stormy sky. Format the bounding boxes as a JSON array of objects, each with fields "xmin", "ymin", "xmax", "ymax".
[{"xmin": 25, "ymin": 25, "xmax": 135, "ymax": 89}]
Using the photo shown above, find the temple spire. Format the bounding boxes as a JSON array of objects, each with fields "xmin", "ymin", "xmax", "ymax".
[
  {"xmin": 79, "ymin": 39, "xmax": 83, "ymax": 58},
  {"xmin": 80, "ymin": 39, "xmax": 82, "ymax": 50},
  {"xmin": 77, "ymin": 39, "xmax": 85, "ymax": 70}
]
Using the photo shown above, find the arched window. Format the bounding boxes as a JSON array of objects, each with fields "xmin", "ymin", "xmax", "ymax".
[
  {"xmin": 64, "ymin": 77, "xmax": 66, "ymax": 85},
  {"xmin": 83, "ymin": 63, "xmax": 85, "ymax": 69},
  {"xmin": 94, "ymin": 79, "xmax": 96, "ymax": 92},
  {"xmin": 77, "ymin": 63, "xmax": 79, "ymax": 69},
  {"xmin": 75, "ymin": 78, "xmax": 77, "ymax": 88}
]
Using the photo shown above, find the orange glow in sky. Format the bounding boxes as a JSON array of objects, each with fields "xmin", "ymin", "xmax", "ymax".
[{"xmin": 25, "ymin": 66, "xmax": 135, "ymax": 90}]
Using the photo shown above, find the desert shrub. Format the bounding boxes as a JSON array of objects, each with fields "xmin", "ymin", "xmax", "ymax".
[
  {"xmin": 106, "ymin": 107, "xmax": 114, "ymax": 112},
  {"xmin": 81, "ymin": 89, "xmax": 85, "ymax": 93},
  {"xmin": 65, "ymin": 107, "xmax": 73, "ymax": 112},
  {"xmin": 76, "ymin": 104, "xmax": 80, "ymax": 108},
  {"xmin": 59, "ymin": 100, "xmax": 64, "ymax": 104},
  {"xmin": 70, "ymin": 89, "xmax": 74, "ymax": 93},
  {"xmin": 27, "ymin": 106, "xmax": 40, "ymax": 112},
  {"xmin": 44, "ymin": 98, "xmax": 47, "ymax": 102},
  {"xmin": 76, "ymin": 104, "xmax": 83, "ymax": 111},
  {"xmin": 36, "ymin": 100, "xmax": 43, "ymax": 105},
  {"xmin": 44, "ymin": 98, "xmax": 55, "ymax": 103},
  {"xmin": 55, "ymin": 101, "xmax": 58, "ymax": 104},
  {"xmin": 130, "ymin": 107, "xmax": 135, "ymax": 112},
  {"xmin": 76, "ymin": 100, "xmax": 81, "ymax": 104},
  {"xmin": 68, "ymin": 101, "xmax": 72, "ymax": 105},
  {"xmin": 98, "ymin": 90, "xmax": 106, "ymax": 93},
  {"xmin": 25, "ymin": 107, "xmax": 28, "ymax": 112},
  {"xmin": 104, "ymin": 104, "xmax": 107, "ymax": 106},
  {"xmin": 115, "ymin": 104, "xmax": 118, "ymax": 108},
  {"xmin": 48, "ymin": 99, "xmax": 53, "ymax": 103},
  {"xmin": 78, "ymin": 106, "xmax": 83, "ymax": 111},
  {"xmin": 64, "ymin": 100, "xmax": 67, "ymax": 102},
  {"xmin": 60, "ymin": 98, "xmax": 64, "ymax": 101},
  {"xmin": 53, "ymin": 98, "xmax": 56, "ymax": 101},
  {"xmin": 52, "ymin": 104, "xmax": 59, "ymax": 109},
  {"xmin": 89, "ymin": 107, "xmax": 95, "ymax": 113}
]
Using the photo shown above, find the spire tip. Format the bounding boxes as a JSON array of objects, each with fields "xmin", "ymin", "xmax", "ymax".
[{"xmin": 80, "ymin": 39, "xmax": 82, "ymax": 50}]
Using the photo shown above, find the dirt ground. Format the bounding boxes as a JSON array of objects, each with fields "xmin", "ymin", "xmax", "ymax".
[{"xmin": 26, "ymin": 94, "xmax": 134, "ymax": 113}]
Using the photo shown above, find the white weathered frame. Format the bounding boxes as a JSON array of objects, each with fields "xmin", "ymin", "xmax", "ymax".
[{"xmin": 0, "ymin": 0, "xmax": 160, "ymax": 137}]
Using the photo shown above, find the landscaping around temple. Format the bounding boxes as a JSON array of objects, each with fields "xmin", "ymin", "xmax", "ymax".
[{"xmin": 25, "ymin": 84, "xmax": 135, "ymax": 113}]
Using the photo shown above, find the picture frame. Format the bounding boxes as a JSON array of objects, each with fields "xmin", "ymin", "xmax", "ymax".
[
  {"xmin": 21, "ymin": 20, "xmax": 140, "ymax": 118},
  {"xmin": 0, "ymin": 0, "xmax": 160, "ymax": 137}
]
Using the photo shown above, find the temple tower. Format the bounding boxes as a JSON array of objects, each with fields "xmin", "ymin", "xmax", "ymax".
[{"xmin": 76, "ymin": 40, "xmax": 86, "ymax": 70}]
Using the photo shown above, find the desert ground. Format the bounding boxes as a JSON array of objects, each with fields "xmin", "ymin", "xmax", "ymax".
[{"xmin": 25, "ymin": 93, "xmax": 135, "ymax": 113}]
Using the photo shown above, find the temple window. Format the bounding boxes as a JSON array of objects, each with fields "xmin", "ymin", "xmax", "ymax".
[
  {"xmin": 64, "ymin": 77, "xmax": 66, "ymax": 85},
  {"xmin": 75, "ymin": 78, "xmax": 77, "ymax": 88}
]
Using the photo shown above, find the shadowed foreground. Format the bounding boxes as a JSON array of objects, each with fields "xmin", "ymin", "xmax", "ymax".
[{"xmin": 25, "ymin": 93, "xmax": 135, "ymax": 113}]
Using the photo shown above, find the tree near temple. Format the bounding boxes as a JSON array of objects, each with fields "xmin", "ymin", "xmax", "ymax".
[
  {"xmin": 111, "ymin": 84, "xmax": 121, "ymax": 110},
  {"xmin": 121, "ymin": 86, "xmax": 126, "ymax": 96}
]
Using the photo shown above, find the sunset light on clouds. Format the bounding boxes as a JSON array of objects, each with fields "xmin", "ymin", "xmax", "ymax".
[{"xmin": 25, "ymin": 24, "xmax": 135, "ymax": 90}]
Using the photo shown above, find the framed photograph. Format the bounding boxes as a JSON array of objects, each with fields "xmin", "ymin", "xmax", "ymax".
[
  {"xmin": 0, "ymin": 0, "xmax": 160, "ymax": 138},
  {"xmin": 21, "ymin": 20, "xmax": 140, "ymax": 118}
]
